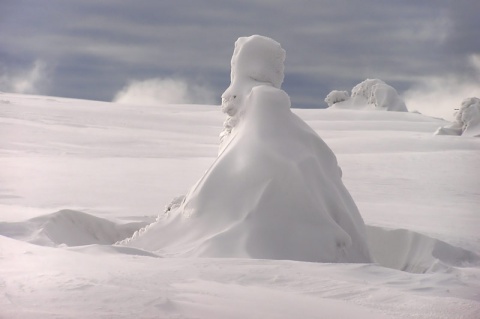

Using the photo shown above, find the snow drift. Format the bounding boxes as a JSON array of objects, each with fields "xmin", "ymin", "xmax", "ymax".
[
  {"xmin": 0, "ymin": 209, "xmax": 147, "ymax": 247},
  {"xmin": 366, "ymin": 226, "xmax": 480, "ymax": 273},
  {"xmin": 123, "ymin": 35, "xmax": 372, "ymax": 263},
  {"xmin": 435, "ymin": 97, "xmax": 480, "ymax": 137},
  {"xmin": 326, "ymin": 79, "xmax": 408, "ymax": 112}
]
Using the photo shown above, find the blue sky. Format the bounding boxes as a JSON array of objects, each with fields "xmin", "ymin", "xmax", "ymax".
[{"xmin": 0, "ymin": 0, "xmax": 479, "ymax": 112}]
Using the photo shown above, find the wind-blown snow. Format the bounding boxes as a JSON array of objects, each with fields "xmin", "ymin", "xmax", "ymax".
[
  {"xmin": 435, "ymin": 97, "xmax": 480, "ymax": 137},
  {"xmin": 124, "ymin": 36, "xmax": 371, "ymax": 263},
  {"xmin": 326, "ymin": 79, "xmax": 408, "ymax": 112}
]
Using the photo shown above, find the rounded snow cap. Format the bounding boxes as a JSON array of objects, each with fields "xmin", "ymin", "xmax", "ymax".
[{"xmin": 230, "ymin": 35, "xmax": 286, "ymax": 88}]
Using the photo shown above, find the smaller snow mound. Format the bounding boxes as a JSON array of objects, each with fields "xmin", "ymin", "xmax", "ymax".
[
  {"xmin": 324, "ymin": 90, "xmax": 349, "ymax": 107},
  {"xmin": 0, "ymin": 209, "xmax": 147, "ymax": 247},
  {"xmin": 366, "ymin": 225, "xmax": 480, "ymax": 273},
  {"xmin": 435, "ymin": 97, "xmax": 480, "ymax": 137},
  {"xmin": 326, "ymin": 79, "xmax": 408, "ymax": 112}
]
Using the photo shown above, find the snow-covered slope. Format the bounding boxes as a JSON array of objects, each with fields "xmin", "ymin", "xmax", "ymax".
[{"xmin": 1, "ymin": 91, "xmax": 480, "ymax": 318}]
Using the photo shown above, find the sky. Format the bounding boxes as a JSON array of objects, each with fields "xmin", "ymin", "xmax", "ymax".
[{"xmin": 0, "ymin": 0, "xmax": 479, "ymax": 117}]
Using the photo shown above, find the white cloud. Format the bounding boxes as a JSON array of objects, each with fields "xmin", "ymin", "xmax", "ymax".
[
  {"xmin": 112, "ymin": 77, "xmax": 217, "ymax": 106},
  {"xmin": 403, "ymin": 54, "xmax": 480, "ymax": 121},
  {"xmin": 0, "ymin": 60, "xmax": 49, "ymax": 94}
]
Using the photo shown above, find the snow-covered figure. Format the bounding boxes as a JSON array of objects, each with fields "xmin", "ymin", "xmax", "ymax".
[
  {"xmin": 326, "ymin": 79, "xmax": 408, "ymax": 112},
  {"xmin": 435, "ymin": 97, "xmax": 480, "ymax": 137},
  {"xmin": 123, "ymin": 35, "xmax": 372, "ymax": 263}
]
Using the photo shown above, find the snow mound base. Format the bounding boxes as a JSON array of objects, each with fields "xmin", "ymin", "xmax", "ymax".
[
  {"xmin": 435, "ymin": 97, "xmax": 480, "ymax": 137},
  {"xmin": 124, "ymin": 35, "xmax": 372, "ymax": 263},
  {"xmin": 0, "ymin": 209, "xmax": 147, "ymax": 247},
  {"xmin": 326, "ymin": 79, "xmax": 408, "ymax": 112},
  {"xmin": 366, "ymin": 226, "xmax": 480, "ymax": 273}
]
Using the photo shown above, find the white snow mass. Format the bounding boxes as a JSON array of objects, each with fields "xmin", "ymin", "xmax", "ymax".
[
  {"xmin": 435, "ymin": 97, "xmax": 480, "ymax": 137},
  {"xmin": 123, "ymin": 35, "xmax": 372, "ymax": 263},
  {"xmin": 326, "ymin": 78, "xmax": 408, "ymax": 112}
]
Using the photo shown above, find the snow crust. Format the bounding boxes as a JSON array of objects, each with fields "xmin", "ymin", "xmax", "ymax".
[
  {"xmin": 326, "ymin": 79, "xmax": 408, "ymax": 112},
  {"xmin": 435, "ymin": 97, "xmax": 480, "ymax": 137},
  {"xmin": 124, "ymin": 36, "xmax": 371, "ymax": 263}
]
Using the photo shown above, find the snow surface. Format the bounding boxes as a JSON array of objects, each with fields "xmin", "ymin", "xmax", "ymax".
[
  {"xmin": 1, "ymin": 92, "xmax": 480, "ymax": 318},
  {"xmin": 435, "ymin": 97, "xmax": 480, "ymax": 137},
  {"xmin": 327, "ymin": 79, "xmax": 408, "ymax": 112}
]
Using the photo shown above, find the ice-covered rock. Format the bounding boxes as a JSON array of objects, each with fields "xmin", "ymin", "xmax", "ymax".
[
  {"xmin": 123, "ymin": 35, "xmax": 372, "ymax": 263},
  {"xmin": 435, "ymin": 97, "xmax": 480, "ymax": 137},
  {"xmin": 326, "ymin": 79, "xmax": 408, "ymax": 112}
]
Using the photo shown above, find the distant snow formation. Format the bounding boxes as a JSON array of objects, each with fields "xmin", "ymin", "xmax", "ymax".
[
  {"xmin": 123, "ymin": 35, "xmax": 372, "ymax": 263},
  {"xmin": 435, "ymin": 97, "xmax": 480, "ymax": 137},
  {"xmin": 326, "ymin": 78, "xmax": 408, "ymax": 112},
  {"xmin": 324, "ymin": 90, "xmax": 350, "ymax": 107}
]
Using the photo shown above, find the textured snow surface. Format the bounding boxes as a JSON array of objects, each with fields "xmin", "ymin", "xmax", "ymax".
[
  {"xmin": 1, "ymin": 91, "xmax": 480, "ymax": 318},
  {"xmin": 327, "ymin": 79, "xmax": 408, "ymax": 112}
]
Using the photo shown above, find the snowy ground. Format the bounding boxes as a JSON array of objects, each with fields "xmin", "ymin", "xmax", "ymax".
[{"xmin": 1, "ymin": 92, "xmax": 479, "ymax": 318}]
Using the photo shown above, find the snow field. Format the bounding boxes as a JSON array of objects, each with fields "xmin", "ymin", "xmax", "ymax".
[
  {"xmin": 1, "ymin": 92, "xmax": 480, "ymax": 317},
  {"xmin": 1, "ymin": 33, "xmax": 480, "ymax": 317}
]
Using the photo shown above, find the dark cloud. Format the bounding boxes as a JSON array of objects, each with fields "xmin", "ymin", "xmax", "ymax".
[
  {"xmin": 444, "ymin": 0, "xmax": 480, "ymax": 55},
  {"xmin": 0, "ymin": 0, "xmax": 477, "ymax": 108}
]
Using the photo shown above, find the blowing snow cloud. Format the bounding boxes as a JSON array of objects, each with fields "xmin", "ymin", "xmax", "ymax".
[
  {"xmin": 0, "ymin": 60, "xmax": 49, "ymax": 94},
  {"xmin": 113, "ymin": 77, "xmax": 216, "ymax": 106}
]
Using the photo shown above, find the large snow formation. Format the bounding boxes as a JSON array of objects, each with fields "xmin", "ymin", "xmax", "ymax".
[
  {"xmin": 123, "ymin": 35, "xmax": 372, "ymax": 263},
  {"xmin": 326, "ymin": 78, "xmax": 408, "ymax": 112},
  {"xmin": 435, "ymin": 97, "xmax": 480, "ymax": 137}
]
